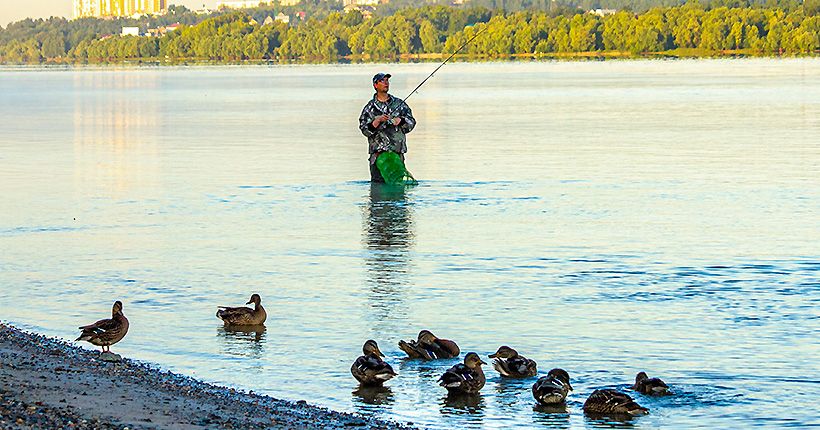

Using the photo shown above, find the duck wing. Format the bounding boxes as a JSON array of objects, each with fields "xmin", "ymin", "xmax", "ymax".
[
  {"xmin": 584, "ymin": 389, "xmax": 648, "ymax": 415},
  {"xmin": 398, "ymin": 340, "xmax": 433, "ymax": 360},
  {"xmin": 216, "ymin": 306, "xmax": 255, "ymax": 324},
  {"xmin": 532, "ymin": 376, "xmax": 569, "ymax": 404},
  {"xmin": 636, "ymin": 377, "xmax": 670, "ymax": 395},
  {"xmin": 351, "ymin": 356, "xmax": 396, "ymax": 385},
  {"xmin": 78, "ymin": 317, "xmax": 118, "ymax": 334}
]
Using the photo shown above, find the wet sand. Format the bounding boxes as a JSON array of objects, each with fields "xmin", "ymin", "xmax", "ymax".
[{"xmin": 0, "ymin": 323, "xmax": 412, "ymax": 429}]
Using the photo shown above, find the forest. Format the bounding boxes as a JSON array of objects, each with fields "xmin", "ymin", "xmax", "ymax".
[{"xmin": 0, "ymin": 1, "xmax": 817, "ymax": 63}]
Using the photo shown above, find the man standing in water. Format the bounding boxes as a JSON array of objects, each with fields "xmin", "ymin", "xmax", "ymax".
[{"xmin": 359, "ymin": 73, "xmax": 416, "ymax": 183}]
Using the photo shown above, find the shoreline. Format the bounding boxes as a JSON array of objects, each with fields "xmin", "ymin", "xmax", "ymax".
[
  {"xmin": 0, "ymin": 322, "xmax": 413, "ymax": 429},
  {"xmin": 1, "ymin": 51, "xmax": 819, "ymax": 67}
]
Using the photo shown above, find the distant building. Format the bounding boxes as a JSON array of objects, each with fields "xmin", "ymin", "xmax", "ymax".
[
  {"xmin": 588, "ymin": 8, "xmax": 617, "ymax": 16},
  {"xmin": 343, "ymin": 4, "xmax": 374, "ymax": 18},
  {"xmin": 121, "ymin": 26, "xmax": 140, "ymax": 36},
  {"xmin": 74, "ymin": 0, "xmax": 167, "ymax": 19},
  {"xmin": 343, "ymin": 0, "xmax": 380, "ymax": 6},
  {"xmin": 217, "ymin": 0, "xmax": 271, "ymax": 9},
  {"xmin": 278, "ymin": 0, "xmax": 301, "ymax": 6},
  {"xmin": 146, "ymin": 22, "xmax": 180, "ymax": 37},
  {"xmin": 275, "ymin": 12, "xmax": 290, "ymax": 24}
]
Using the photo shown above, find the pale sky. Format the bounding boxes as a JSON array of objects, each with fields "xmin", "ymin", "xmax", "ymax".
[{"xmin": 0, "ymin": 0, "xmax": 219, "ymax": 27}]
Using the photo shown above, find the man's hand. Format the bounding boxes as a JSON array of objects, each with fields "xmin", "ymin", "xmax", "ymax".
[
  {"xmin": 372, "ymin": 114, "xmax": 389, "ymax": 128},
  {"xmin": 391, "ymin": 117, "xmax": 401, "ymax": 126}
]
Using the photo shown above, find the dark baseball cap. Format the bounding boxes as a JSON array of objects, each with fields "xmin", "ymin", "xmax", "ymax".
[{"xmin": 372, "ymin": 73, "xmax": 391, "ymax": 84}]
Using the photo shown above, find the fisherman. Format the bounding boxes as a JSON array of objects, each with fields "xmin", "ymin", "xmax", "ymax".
[{"xmin": 359, "ymin": 73, "xmax": 416, "ymax": 183}]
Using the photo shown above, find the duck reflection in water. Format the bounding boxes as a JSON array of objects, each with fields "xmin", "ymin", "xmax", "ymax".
[
  {"xmin": 352, "ymin": 385, "xmax": 395, "ymax": 406},
  {"xmin": 216, "ymin": 325, "xmax": 266, "ymax": 358},
  {"xmin": 362, "ymin": 183, "xmax": 415, "ymax": 329},
  {"xmin": 532, "ymin": 403, "xmax": 570, "ymax": 429},
  {"xmin": 440, "ymin": 392, "xmax": 486, "ymax": 416}
]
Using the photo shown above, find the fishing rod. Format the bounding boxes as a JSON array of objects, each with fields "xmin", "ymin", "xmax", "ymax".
[{"xmin": 403, "ymin": 25, "xmax": 489, "ymax": 103}]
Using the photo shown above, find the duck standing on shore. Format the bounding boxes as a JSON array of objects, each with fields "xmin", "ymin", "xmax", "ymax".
[
  {"xmin": 438, "ymin": 352, "xmax": 487, "ymax": 394},
  {"xmin": 216, "ymin": 294, "xmax": 266, "ymax": 326},
  {"xmin": 632, "ymin": 371, "xmax": 670, "ymax": 395},
  {"xmin": 351, "ymin": 340, "xmax": 397, "ymax": 387},
  {"xmin": 583, "ymin": 389, "xmax": 649, "ymax": 416},
  {"xmin": 75, "ymin": 300, "xmax": 129, "ymax": 353},
  {"xmin": 532, "ymin": 368, "xmax": 573, "ymax": 405},
  {"xmin": 398, "ymin": 330, "xmax": 460, "ymax": 360},
  {"xmin": 489, "ymin": 346, "xmax": 537, "ymax": 378}
]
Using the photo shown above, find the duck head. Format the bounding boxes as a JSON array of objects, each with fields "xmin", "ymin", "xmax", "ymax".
[
  {"xmin": 418, "ymin": 330, "xmax": 437, "ymax": 344},
  {"xmin": 112, "ymin": 301, "xmax": 123, "ymax": 316},
  {"xmin": 464, "ymin": 352, "xmax": 487, "ymax": 369},
  {"xmin": 362, "ymin": 339, "xmax": 385, "ymax": 358},
  {"xmin": 635, "ymin": 371, "xmax": 648, "ymax": 384},
  {"xmin": 246, "ymin": 294, "xmax": 262, "ymax": 306},
  {"xmin": 488, "ymin": 345, "xmax": 518, "ymax": 359},
  {"xmin": 548, "ymin": 368, "xmax": 573, "ymax": 390}
]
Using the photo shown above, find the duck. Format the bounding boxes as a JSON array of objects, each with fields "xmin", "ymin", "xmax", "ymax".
[
  {"xmin": 583, "ymin": 389, "xmax": 649, "ymax": 416},
  {"xmin": 633, "ymin": 371, "xmax": 670, "ymax": 395},
  {"xmin": 398, "ymin": 330, "xmax": 460, "ymax": 360},
  {"xmin": 216, "ymin": 293, "xmax": 266, "ymax": 326},
  {"xmin": 489, "ymin": 345, "xmax": 537, "ymax": 378},
  {"xmin": 532, "ymin": 368, "xmax": 573, "ymax": 405},
  {"xmin": 438, "ymin": 352, "xmax": 486, "ymax": 394},
  {"xmin": 76, "ymin": 300, "xmax": 129, "ymax": 353},
  {"xmin": 351, "ymin": 340, "xmax": 397, "ymax": 387}
]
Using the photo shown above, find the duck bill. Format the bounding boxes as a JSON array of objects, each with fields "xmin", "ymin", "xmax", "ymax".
[
  {"xmin": 479, "ymin": 359, "xmax": 487, "ymax": 365},
  {"xmin": 375, "ymin": 349, "xmax": 385, "ymax": 358},
  {"xmin": 488, "ymin": 353, "xmax": 498, "ymax": 359}
]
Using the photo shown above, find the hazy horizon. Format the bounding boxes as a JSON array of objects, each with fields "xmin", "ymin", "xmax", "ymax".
[{"xmin": 0, "ymin": 0, "xmax": 218, "ymax": 28}]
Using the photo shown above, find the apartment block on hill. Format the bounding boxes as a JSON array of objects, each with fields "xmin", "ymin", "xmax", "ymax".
[{"xmin": 74, "ymin": 0, "xmax": 167, "ymax": 18}]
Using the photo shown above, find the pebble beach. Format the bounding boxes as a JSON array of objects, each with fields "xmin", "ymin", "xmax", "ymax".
[{"xmin": 0, "ymin": 323, "xmax": 413, "ymax": 429}]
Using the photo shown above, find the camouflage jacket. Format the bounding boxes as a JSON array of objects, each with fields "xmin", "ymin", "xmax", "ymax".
[{"xmin": 359, "ymin": 94, "xmax": 416, "ymax": 162}]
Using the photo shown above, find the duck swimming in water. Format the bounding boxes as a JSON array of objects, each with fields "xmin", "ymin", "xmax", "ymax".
[
  {"xmin": 633, "ymin": 371, "xmax": 670, "ymax": 395},
  {"xmin": 351, "ymin": 340, "xmax": 397, "ymax": 387},
  {"xmin": 398, "ymin": 330, "xmax": 459, "ymax": 360},
  {"xmin": 76, "ymin": 300, "xmax": 129, "ymax": 353},
  {"xmin": 583, "ymin": 389, "xmax": 649, "ymax": 416},
  {"xmin": 489, "ymin": 345, "xmax": 537, "ymax": 378},
  {"xmin": 438, "ymin": 352, "xmax": 486, "ymax": 394},
  {"xmin": 216, "ymin": 293, "xmax": 266, "ymax": 326},
  {"xmin": 532, "ymin": 368, "xmax": 572, "ymax": 405}
]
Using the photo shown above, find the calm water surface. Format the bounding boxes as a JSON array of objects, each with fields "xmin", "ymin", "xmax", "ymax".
[{"xmin": 1, "ymin": 59, "xmax": 819, "ymax": 429}]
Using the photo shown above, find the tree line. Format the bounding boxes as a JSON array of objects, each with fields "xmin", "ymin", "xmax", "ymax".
[{"xmin": 0, "ymin": 3, "xmax": 817, "ymax": 63}]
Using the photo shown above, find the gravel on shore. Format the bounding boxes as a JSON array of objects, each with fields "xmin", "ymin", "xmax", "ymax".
[{"xmin": 0, "ymin": 322, "xmax": 415, "ymax": 429}]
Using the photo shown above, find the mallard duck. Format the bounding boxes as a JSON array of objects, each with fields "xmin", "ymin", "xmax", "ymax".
[
  {"xmin": 532, "ymin": 368, "xmax": 573, "ymax": 405},
  {"xmin": 489, "ymin": 345, "xmax": 537, "ymax": 378},
  {"xmin": 438, "ymin": 352, "xmax": 486, "ymax": 394},
  {"xmin": 633, "ymin": 371, "xmax": 670, "ymax": 395},
  {"xmin": 583, "ymin": 389, "xmax": 649, "ymax": 416},
  {"xmin": 75, "ymin": 300, "xmax": 129, "ymax": 353},
  {"xmin": 398, "ymin": 330, "xmax": 460, "ymax": 360},
  {"xmin": 351, "ymin": 340, "xmax": 397, "ymax": 387},
  {"xmin": 216, "ymin": 293, "xmax": 266, "ymax": 326}
]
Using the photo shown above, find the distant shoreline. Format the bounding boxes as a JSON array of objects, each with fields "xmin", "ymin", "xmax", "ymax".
[
  {"xmin": 0, "ymin": 322, "xmax": 413, "ymax": 429},
  {"xmin": 2, "ymin": 50, "xmax": 818, "ymax": 67}
]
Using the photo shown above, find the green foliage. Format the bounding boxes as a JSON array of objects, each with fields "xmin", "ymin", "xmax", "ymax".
[{"xmin": 0, "ymin": 3, "xmax": 818, "ymax": 64}]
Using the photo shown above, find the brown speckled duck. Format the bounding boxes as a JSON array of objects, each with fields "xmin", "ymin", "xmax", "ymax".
[
  {"xmin": 532, "ymin": 368, "xmax": 573, "ymax": 405},
  {"xmin": 489, "ymin": 346, "xmax": 537, "ymax": 378},
  {"xmin": 398, "ymin": 330, "xmax": 460, "ymax": 360},
  {"xmin": 633, "ymin": 372, "xmax": 670, "ymax": 395},
  {"xmin": 76, "ymin": 300, "xmax": 129, "ymax": 353},
  {"xmin": 583, "ymin": 389, "xmax": 649, "ymax": 416},
  {"xmin": 351, "ymin": 340, "xmax": 397, "ymax": 387},
  {"xmin": 438, "ymin": 352, "xmax": 486, "ymax": 394},
  {"xmin": 216, "ymin": 293, "xmax": 266, "ymax": 326}
]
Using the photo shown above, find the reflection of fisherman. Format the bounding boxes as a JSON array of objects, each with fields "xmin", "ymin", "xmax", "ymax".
[{"xmin": 359, "ymin": 73, "xmax": 416, "ymax": 183}]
